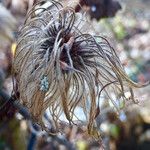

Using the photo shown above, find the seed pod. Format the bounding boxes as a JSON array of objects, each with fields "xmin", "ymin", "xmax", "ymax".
[{"xmin": 13, "ymin": 0, "xmax": 148, "ymax": 137}]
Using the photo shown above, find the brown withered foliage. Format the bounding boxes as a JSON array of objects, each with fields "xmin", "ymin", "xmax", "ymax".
[{"xmin": 75, "ymin": 0, "xmax": 122, "ymax": 20}]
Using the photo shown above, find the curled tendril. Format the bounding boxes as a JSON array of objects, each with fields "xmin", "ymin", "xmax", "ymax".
[{"xmin": 13, "ymin": 0, "xmax": 149, "ymax": 137}]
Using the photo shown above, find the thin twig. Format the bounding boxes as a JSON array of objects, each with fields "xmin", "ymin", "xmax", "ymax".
[
  {"xmin": 0, "ymin": 89, "xmax": 31, "ymax": 119},
  {"xmin": 0, "ymin": 89, "xmax": 76, "ymax": 150}
]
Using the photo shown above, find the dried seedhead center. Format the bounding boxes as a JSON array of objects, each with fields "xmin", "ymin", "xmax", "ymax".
[{"xmin": 13, "ymin": 0, "xmax": 148, "ymax": 137}]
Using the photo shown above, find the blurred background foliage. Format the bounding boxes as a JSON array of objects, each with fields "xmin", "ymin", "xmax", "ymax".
[{"xmin": 0, "ymin": 0, "xmax": 149, "ymax": 150}]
